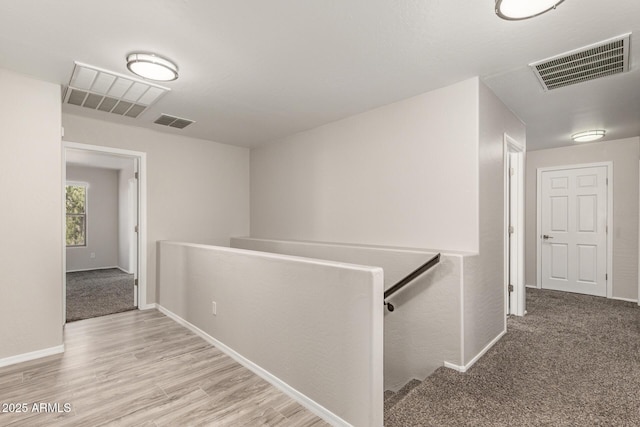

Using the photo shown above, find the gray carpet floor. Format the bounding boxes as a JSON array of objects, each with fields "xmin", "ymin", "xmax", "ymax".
[
  {"xmin": 66, "ymin": 268, "xmax": 135, "ymax": 322},
  {"xmin": 385, "ymin": 289, "xmax": 640, "ymax": 426}
]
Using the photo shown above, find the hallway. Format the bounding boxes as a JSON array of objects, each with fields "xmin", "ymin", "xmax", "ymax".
[
  {"xmin": 385, "ymin": 289, "xmax": 640, "ymax": 426},
  {"xmin": 0, "ymin": 310, "xmax": 326, "ymax": 426}
]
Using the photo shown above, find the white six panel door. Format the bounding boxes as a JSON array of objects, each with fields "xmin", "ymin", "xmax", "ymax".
[{"xmin": 541, "ymin": 166, "xmax": 607, "ymax": 297}]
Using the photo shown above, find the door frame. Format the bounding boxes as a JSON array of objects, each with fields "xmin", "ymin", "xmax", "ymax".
[
  {"xmin": 62, "ymin": 141, "xmax": 148, "ymax": 324},
  {"xmin": 503, "ymin": 134, "xmax": 525, "ymax": 316},
  {"xmin": 128, "ymin": 177, "xmax": 139, "ymax": 307},
  {"xmin": 536, "ymin": 162, "xmax": 613, "ymax": 298}
]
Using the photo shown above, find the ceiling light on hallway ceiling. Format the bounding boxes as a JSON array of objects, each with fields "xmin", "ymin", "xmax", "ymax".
[
  {"xmin": 572, "ymin": 130, "xmax": 606, "ymax": 143},
  {"xmin": 126, "ymin": 53, "xmax": 178, "ymax": 81},
  {"xmin": 495, "ymin": 0, "xmax": 564, "ymax": 20}
]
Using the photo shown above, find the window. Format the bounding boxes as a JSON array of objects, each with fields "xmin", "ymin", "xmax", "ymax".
[{"xmin": 66, "ymin": 183, "xmax": 87, "ymax": 247}]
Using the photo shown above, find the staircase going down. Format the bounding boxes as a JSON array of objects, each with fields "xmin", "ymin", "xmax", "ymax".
[{"xmin": 384, "ymin": 378, "xmax": 422, "ymax": 412}]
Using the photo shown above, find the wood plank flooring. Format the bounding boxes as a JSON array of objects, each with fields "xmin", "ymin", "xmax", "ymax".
[{"xmin": 0, "ymin": 309, "xmax": 328, "ymax": 426}]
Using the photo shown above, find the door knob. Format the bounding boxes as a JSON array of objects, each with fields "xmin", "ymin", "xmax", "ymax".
[{"xmin": 542, "ymin": 234, "xmax": 553, "ymax": 240}]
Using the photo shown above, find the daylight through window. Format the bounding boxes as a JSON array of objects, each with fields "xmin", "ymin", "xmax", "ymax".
[{"xmin": 66, "ymin": 184, "xmax": 87, "ymax": 247}]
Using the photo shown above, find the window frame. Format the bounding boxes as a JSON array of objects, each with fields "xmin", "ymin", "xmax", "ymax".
[{"xmin": 65, "ymin": 181, "xmax": 88, "ymax": 248}]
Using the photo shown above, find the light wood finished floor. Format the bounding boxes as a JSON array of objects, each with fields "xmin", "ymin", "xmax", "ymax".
[{"xmin": 0, "ymin": 309, "xmax": 328, "ymax": 426}]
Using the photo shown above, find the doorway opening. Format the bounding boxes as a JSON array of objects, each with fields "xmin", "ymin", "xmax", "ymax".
[
  {"xmin": 504, "ymin": 134, "xmax": 525, "ymax": 316},
  {"xmin": 62, "ymin": 142, "xmax": 147, "ymax": 324}
]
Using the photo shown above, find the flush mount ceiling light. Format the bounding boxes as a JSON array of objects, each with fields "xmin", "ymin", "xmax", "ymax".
[
  {"xmin": 495, "ymin": 0, "xmax": 565, "ymax": 20},
  {"xmin": 572, "ymin": 130, "xmax": 606, "ymax": 143},
  {"xmin": 126, "ymin": 53, "xmax": 178, "ymax": 81}
]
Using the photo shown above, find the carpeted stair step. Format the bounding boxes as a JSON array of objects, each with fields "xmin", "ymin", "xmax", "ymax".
[
  {"xmin": 384, "ymin": 390, "xmax": 396, "ymax": 400},
  {"xmin": 384, "ymin": 378, "xmax": 422, "ymax": 412}
]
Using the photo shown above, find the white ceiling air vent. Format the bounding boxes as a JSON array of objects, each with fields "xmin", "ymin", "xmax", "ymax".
[
  {"xmin": 63, "ymin": 62, "xmax": 170, "ymax": 118},
  {"xmin": 153, "ymin": 114, "xmax": 195, "ymax": 129},
  {"xmin": 530, "ymin": 33, "xmax": 631, "ymax": 91}
]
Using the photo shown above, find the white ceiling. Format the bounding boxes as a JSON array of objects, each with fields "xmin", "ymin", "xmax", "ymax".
[{"xmin": 0, "ymin": 0, "xmax": 638, "ymax": 151}]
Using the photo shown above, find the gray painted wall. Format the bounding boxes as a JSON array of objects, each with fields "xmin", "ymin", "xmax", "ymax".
[
  {"xmin": 0, "ymin": 69, "xmax": 62, "ymax": 360},
  {"xmin": 525, "ymin": 137, "xmax": 640, "ymax": 301},
  {"xmin": 66, "ymin": 165, "xmax": 119, "ymax": 272}
]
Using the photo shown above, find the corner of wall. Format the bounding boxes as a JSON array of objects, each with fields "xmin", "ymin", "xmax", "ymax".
[
  {"xmin": 460, "ymin": 80, "xmax": 525, "ymax": 366},
  {"xmin": 0, "ymin": 68, "xmax": 63, "ymax": 360}
]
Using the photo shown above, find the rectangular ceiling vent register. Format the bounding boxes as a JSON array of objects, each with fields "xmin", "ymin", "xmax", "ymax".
[
  {"xmin": 63, "ymin": 62, "xmax": 170, "ymax": 118},
  {"xmin": 530, "ymin": 33, "xmax": 631, "ymax": 91},
  {"xmin": 153, "ymin": 114, "xmax": 195, "ymax": 129}
]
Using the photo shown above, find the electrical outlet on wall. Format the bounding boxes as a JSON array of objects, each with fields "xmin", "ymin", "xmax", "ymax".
[
  {"xmin": 212, "ymin": 301, "xmax": 217, "ymax": 315},
  {"xmin": 90, "ymin": 252, "xmax": 96, "ymax": 259}
]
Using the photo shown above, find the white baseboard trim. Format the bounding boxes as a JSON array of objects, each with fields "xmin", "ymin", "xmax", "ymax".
[
  {"xmin": 66, "ymin": 266, "xmax": 120, "ymax": 273},
  {"xmin": 526, "ymin": 286, "xmax": 635, "ymax": 303},
  {"xmin": 139, "ymin": 303, "xmax": 157, "ymax": 310},
  {"xmin": 443, "ymin": 329, "xmax": 506, "ymax": 373},
  {"xmin": 117, "ymin": 266, "xmax": 133, "ymax": 274},
  {"xmin": 156, "ymin": 304, "xmax": 350, "ymax": 427},
  {"xmin": 611, "ymin": 296, "xmax": 638, "ymax": 303},
  {"xmin": 0, "ymin": 344, "xmax": 65, "ymax": 368}
]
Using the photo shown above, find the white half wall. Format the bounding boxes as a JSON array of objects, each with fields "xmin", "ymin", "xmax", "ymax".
[
  {"xmin": 66, "ymin": 165, "xmax": 119, "ymax": 272},
  {"xmin": 526, "ymin": 137, "xmax": 639, "ymax": 300},
  {"xmin": 231, "ymin": 237, "xmax": 465, "ymax": 391},
  {"xmin": 250, "ymin": 77, "xmax": 480, "ymax": 253},
  {"xmin": 157, "ymin": 241, "xmax": 383, "ymax": 426},
  {"xmin": 62, "ymin": 114, "xmax": 251, "ymax": 304},
  {"xmin": 0, "ymin": 69, "xmax": 63, "ymax": 360}
]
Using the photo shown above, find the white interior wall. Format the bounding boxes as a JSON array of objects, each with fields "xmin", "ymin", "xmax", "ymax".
[
  {"xmin": 118, "ymin": 163, "xmax": 135, "ymax": 272},
  {"xmin": 65, "ymin": 165, "xmax": 119, "ymax": 272},
  {"xmin": 0, "ymin": 69, "xmax": 62, "ymax": 361},
  {"xmin": 250, "ymin": 77, "xmax": 480, "ymax": 253},
  {"xmin": 230, "ymin": 237, "xmax": 465, "ymax": 391},
  {"xmin": 461, "ymin": 83, "xmax": 526, "ymax": 364},
  {"xmin": 248, "ymin": 77, "xmax": 525, "ymax": 375},
  {"xmin": 62, "ymin": 114, "xmax": 251, "ymax": 305},
  {"xmin": 525, "ymin": 137, "xmax": 640, "ymax": 301},
  {"xmin": 157, "ymin": 241, "xmax": 383, "ymax": 427}
]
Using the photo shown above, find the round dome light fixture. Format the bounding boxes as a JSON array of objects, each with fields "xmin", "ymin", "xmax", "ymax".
[
  {"xmin": 571, "ymin": 130, "xmax": 606, "ymax": 143},
  {"xmin": 126, "ymin": 53, "xmax": 178, "ymax": 81},
  {"xmin": 495, "ymin": 0, "xmax": 565, "ymax": 20}
]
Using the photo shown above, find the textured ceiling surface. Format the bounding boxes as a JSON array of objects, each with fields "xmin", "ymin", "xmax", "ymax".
[{"xmin": 0, "ymin": 0, "xmax": 638, "ymax": 150}]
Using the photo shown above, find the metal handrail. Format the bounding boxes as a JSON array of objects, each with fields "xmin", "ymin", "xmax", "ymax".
[{"xmin": 384, "ymin": 253, "xmax": 441, "ymax": 312}]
